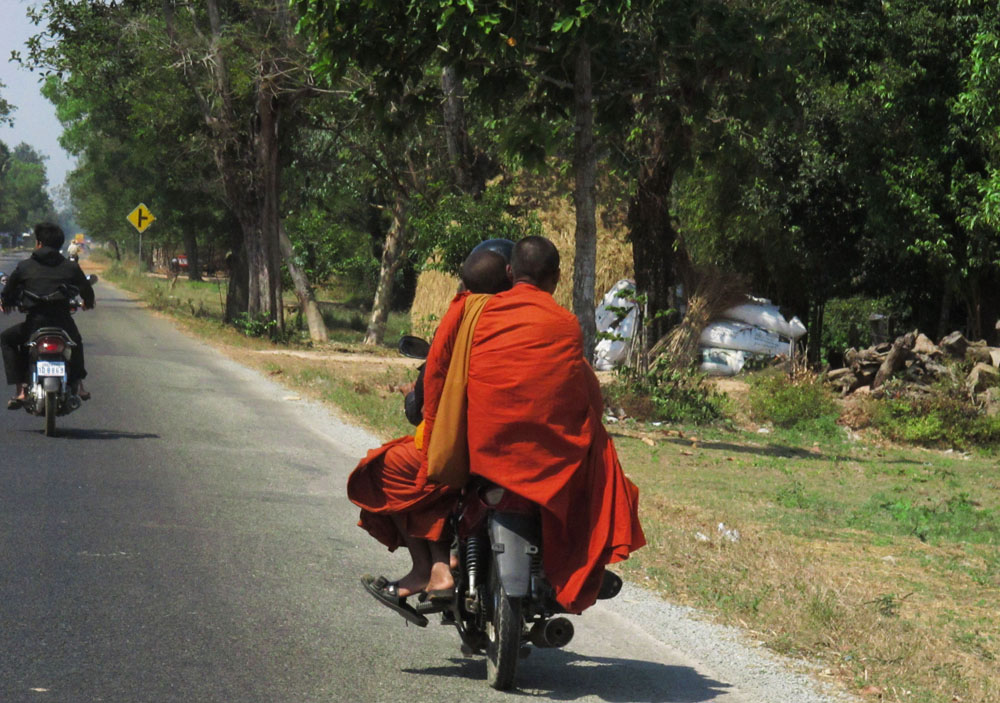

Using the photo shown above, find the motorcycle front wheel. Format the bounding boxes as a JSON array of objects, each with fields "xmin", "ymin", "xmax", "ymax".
[
  {"xmin": 44, "ymin": 390, "xmax": 56, "ymax": 436},
  {"xmin": 486, "ymin": 558, "xmax": 523, "ymax": 690}
]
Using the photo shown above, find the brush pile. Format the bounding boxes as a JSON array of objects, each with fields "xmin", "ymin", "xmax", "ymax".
[
  {"xmin": 650, "ymin": 267, "xmax": 750, "ymax": 369},
  {"xmin": 826, "ymin": 330, "xmax": 1000, "ymax": 413}
]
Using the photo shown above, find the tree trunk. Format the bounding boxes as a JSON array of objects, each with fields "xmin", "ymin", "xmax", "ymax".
[
  {"xmin": 364, "ymin": 196, "xmax": 408, "ymax": 345},
  {"xmin": 572, "ymin": 39, "xmax": 598, "ymax": 363},
  {"xmin": 936, "ymin": 282, "xmax": 953, "ymax": 340},
  {"xmin": 254, "ymin": 79, "xmax": 284, "ymax": 333},
  {"xmin": 279, "ymin": 222, "xmax": 328, "ymax": 343},
  {"xmin": 627, "ymin": 141, "xmax": 686, "ymax": 351},
  {"xmin": 225, "ymin": 219, "xmax": 249, "ymax": 323},
  {"xmin": 182, "ymin": 225, "xmax": 202, "ymax": 281},
  {"xmin": 441, "ymin": 65, "xmax": 476, "ymax": 195},
  {"xmin": 807, "ymin": 299, "xmax": 825, "ymax": 366}
]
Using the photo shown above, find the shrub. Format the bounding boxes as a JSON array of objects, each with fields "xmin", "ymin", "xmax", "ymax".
[
  {"xmin": 747, "ymin": 371, "xmax": 838, "ymax": 430},
  {"xmin": 870, "ymin": 389, "xmax": 1000, "ymax": 448},
  {"xmin": 822, "ymin": 296, "xmax": 910, "ymax": 364},
  {"xmin": 605, "ymin": 358, "xmax": 725, "ymax": 424}
]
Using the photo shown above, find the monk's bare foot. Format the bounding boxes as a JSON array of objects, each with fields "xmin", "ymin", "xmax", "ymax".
[
  {"xmin": 425, "ymin": 561, "xmax": 455, "ymax": 593},
  {"xmin": 393, "ymin": 569, "xmax": 429, "ymax": 598}
]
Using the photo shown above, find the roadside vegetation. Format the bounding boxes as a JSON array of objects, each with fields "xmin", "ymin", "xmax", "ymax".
[{"xmin": 95, "ymin": 250, "xmax": 999, "ymax": 703}]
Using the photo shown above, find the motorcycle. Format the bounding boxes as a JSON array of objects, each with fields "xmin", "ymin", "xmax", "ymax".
[
  {"xmin": 393, "ymin": 335, "xmax": 613, "ymax": 690},
  {"xmin": 0, "ymin": 272, "xmax": 97, "ymax": 436}
]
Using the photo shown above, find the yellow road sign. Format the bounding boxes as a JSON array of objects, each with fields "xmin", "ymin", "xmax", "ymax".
[{"xmin": 127, "ymin": 203, "xmax": 156, "ymax": 233}]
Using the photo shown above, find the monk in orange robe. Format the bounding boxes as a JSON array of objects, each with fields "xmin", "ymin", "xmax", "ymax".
[
  {"xmin": 347, "ymin": 248, "xmax": 511, "ymax": 599},
  {"xmin": 421, "ymin": 236, "xmax": 645, "ymax": 613}
]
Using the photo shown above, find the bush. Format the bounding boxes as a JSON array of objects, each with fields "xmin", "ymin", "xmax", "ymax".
[
  {"xmin": 870, "ymin": 389, "xmax": 1000, "ymax": 448},
  {"xmin": 822, "ymin": 296, "xmax": 910, "ymax": 364},
  {"xmin": 748, "ymin": 371, "xmax": 838, "ymax": 430},
  {"xmin": 605, "ymin": 358, "xmax": 725, "ymax": 424}
]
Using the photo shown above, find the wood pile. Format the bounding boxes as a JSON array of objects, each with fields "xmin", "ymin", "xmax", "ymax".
[{"xmin": 826, "ymin": 330, "xmax": 1000, "ymax": 414}]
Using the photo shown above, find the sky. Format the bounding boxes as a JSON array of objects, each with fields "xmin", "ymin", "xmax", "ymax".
[{"xmin": 0, "ymin": 0, "xmax": 75, "ymax": 196}]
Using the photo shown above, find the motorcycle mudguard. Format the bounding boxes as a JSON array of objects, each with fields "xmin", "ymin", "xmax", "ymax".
[
  {"xmin": 488, "ymin": 511, "xmax": 540, "ymax": 598},
  {"xmin": 42, "ymin": 377, "xmax": 62, "ymax": 392}
]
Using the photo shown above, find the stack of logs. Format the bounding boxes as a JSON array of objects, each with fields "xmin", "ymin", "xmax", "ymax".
[{"xmin": 826, "ymin": 331, "xmax": 1000, "ymax": 412}]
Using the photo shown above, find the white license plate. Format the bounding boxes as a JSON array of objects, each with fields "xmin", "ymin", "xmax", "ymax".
[{"xmin": 37, "ymin": 361, "xmax": 66, "ymax": 377}]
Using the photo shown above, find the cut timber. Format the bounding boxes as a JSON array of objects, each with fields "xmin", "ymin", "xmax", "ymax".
[{"xmin": 872, "ymin": 331, "xmax": 917, "ymax": 389}]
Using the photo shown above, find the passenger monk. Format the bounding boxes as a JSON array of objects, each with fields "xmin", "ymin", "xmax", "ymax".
[
  {"xmin": 348, "ymin": 248, "xmax": 511, "ymax": 621},
  {"xmin": 420, "ymin": 235, "xmax": 645, "ymax": 614}
]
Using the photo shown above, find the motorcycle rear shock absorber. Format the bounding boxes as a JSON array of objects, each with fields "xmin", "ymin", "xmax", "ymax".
[{"xmin": 465, "ymin": 535, "xmax": 484, "ymax": 591}]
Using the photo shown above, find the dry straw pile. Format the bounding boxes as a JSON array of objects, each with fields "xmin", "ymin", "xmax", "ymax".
[
  {"xmin": 650, "ymin": 266, "xmax": 749, "ymax": 368},
  {"xmin": 410, "ymin": 171, "xmax": 633, "ymax": 337}
]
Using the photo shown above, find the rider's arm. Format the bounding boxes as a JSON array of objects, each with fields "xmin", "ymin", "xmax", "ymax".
[{"xmin": 71, "ymin": 264, "xmax": 96, "ymax": 309}]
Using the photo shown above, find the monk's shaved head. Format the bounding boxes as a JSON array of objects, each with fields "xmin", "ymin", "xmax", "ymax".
[
  {"xmin": 511, "ymin": 236, "xmax": 560, "ymax": 290},
  {"xmin": 460, "ymin": 249, "xmax": 511, "ymax": 294}
]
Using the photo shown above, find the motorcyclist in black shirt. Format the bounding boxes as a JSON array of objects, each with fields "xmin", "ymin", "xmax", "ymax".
[{"xmin": 1, "ymin": 222, "xmax": 95, "ymax": 409}]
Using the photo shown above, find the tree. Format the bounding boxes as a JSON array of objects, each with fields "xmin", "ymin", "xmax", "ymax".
[{"xmin": 0, "ymin": 143, "xmax": 54, "ymax": 235}]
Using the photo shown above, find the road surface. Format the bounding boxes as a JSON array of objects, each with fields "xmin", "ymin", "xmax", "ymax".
[{"xmin": 0, "ymin": 253, "xmax": 850, "ymax": 702}]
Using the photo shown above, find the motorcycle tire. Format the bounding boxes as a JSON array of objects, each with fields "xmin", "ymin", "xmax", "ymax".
[
  {"xmin": 44, "ymin": 391, "xmax": 56, "ymax": 437},
  {"xmin": 486, "ymin": 557, "xmax": 523, "ymax": 690}
]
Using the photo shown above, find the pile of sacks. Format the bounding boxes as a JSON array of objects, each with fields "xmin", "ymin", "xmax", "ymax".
[
  {"xmin": 826, "ymin": 331, "xmax": 1000, "ymax": 414},
  {"xmin": 698, "ymin": 300, "xmax": 807, "ymax": 376}
]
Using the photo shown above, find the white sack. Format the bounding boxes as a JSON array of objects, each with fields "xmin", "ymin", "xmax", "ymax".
[
  {"xmin": 720, "ymin": 303, "xmax": 807, "ymax": 340},
  {"xmin": 700, "ymin": 347, "xmax": 747, "ymax": 376},
  {"xmin": 699, "ymin": 321, "xmax": 791, "ymax": 357},
  {"xmin": 594, "ymin": 279, "xmax": 638, "ymax": 371}
]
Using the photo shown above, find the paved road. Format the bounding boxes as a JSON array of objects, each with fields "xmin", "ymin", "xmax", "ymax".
[{"xmin": 0, "ymin": 253, "xmax": 832, "ymax": 703}]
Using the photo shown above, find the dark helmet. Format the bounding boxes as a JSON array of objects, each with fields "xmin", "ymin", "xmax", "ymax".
[{"xmin": 470, "ymin": 238, "xmax": 515, "ymax": 263}]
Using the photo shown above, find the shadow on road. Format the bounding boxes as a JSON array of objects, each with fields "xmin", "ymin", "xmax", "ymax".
[
  {"xmin": 403, "ymin": 650, "xmax": 732, "ymax": 702},
  {"xmin": 27, "ymin": 428, "xmax": 160, "ymax": 441}
]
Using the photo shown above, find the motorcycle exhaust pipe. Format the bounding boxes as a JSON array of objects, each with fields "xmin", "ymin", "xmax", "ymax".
[
  {"xmin": 66, "ymin": 395, "xmax": 82, "ymax": 411},
  {"xmin": 529, "ymin": 617, "xmax": 574, "ymax": 648}
]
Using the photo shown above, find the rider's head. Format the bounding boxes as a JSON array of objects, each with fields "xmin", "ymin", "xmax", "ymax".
[
  {"xmin": 34, "ymin": 222, "xmax": 66, "ymax": 251},
  {"xmin": 469, "ymin": 238, "xmax": 515, "ymax": 264},
  {"xmin": 460, "ymin": 249, "xmax": 511, "ymax": 294},
  {"xmin": 511, "ymin": 235, "xmax": 560, "ymax": 293}
]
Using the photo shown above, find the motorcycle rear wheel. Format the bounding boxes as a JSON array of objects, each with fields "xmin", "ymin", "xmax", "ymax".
[
  {"xmin": 44, "ymin": 391, "xmax": 56, "ymax": 437},
  {"xmin": 486, "ymin": 559, "xmax": 523, "ymax": 690}
]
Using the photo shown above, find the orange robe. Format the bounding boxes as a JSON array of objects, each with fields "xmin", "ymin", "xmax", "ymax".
[
  {"xmin": 347, "ymin": 436, "xmax": 456, "ymax": 550},
  {"xmin": 423, "ymin": 284, "xmax": 645, "ymax": 613}
]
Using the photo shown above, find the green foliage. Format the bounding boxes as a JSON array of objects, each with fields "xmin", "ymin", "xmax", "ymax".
[
  {"xmin": 851, "ymin": 492, "xmax": 1000, "ymax": 545},
  {"xmin": 871, "ymin": 391, "xmax": 1000, "ymax": 448},
  {"xmin": 606, "ymin": 358, "xmax": 724, "ymax": 425},
  {"xmin": 775, "ymin": 481, "xmax": 827, "ymax": 511},
  {"xmin": 822, "ymin": 296, "xmax": 909, "ymax": 360},
  {"xmin": 0, "ymin": 142, "xmax": 55, "ymax": 234},
  {"xmin": 748, "ymin": 372, "xmax": 839, "ymax": 430},
  {"xmin": 408, "ymin": 184, "xmax": 541, "ymax": 274},
  {"xmin": 231, "ymin": 313, "xmax": 287, "ymax": 341}
]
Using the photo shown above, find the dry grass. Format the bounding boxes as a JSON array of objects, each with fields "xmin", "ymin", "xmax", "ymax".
[
  {"xmin": 615, "ymin": 429, "xmax": 1000, "ymax": 703},
  {"xmin": 410, "ymin": 167, "xmax": 634, "ymax": 332},
  {"xmin": 651, "ymin": 266, "xmax": 749, "ymax": 368}
]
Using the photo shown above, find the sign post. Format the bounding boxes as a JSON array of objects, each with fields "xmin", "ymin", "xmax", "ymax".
[{"xmin": 126, "ymin": 204, "xmax": 156, "ymax": 263}]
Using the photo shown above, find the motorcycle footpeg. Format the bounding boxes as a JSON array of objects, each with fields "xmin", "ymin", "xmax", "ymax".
[{"xmin": 414, "ymin": 601, "xmax": 448, "ymax": 615}]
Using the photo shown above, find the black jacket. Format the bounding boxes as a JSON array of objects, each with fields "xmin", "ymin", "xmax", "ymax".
[{"xmin": 1, "ymin": 246, "xmax": 95, "ymax": 314}]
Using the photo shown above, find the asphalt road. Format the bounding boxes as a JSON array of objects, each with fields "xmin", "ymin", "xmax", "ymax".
[{"xmin": 0, "ymin": 253, "xmax": 840, "ymax": 703}]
